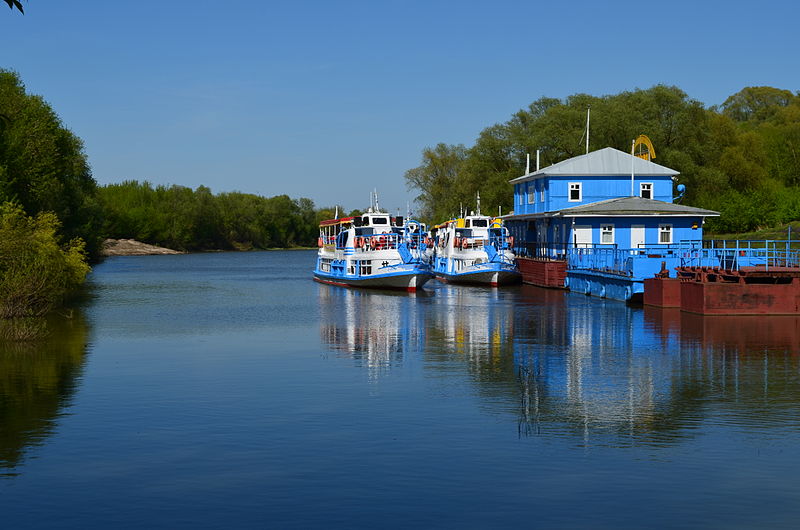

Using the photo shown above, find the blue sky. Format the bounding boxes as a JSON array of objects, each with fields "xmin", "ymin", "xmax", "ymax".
[{"xmin": 3, "ymin": 0, "xmax": 799, "ymax": 214}]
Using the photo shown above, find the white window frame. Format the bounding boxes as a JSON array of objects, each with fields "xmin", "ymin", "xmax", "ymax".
[
  {"xmin": 659, "ymin": 224, "xmax": 673, "ymax": 244},
  {"xmin": 640, "ymin": 182, "xmax": 653, "ymax": 200},
  {"xmin": 600, "ymin": 224, "xmax": 615, "ymax": 245},
  {"xmin": 540, "ymin": 186, "xmax": 545, "ymax": 202},
  {"xmin": 568, "ymin": 182, "xmax": 582, "ymax": 202},
  {"xmin": 527, "ymin": 183, "xmax": 535, "ymax": 204}
]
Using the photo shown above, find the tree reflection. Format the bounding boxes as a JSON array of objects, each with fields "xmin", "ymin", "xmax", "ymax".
[{"xmin": 0, "ymin": 313, "xmax": 89, "ymax": 475}]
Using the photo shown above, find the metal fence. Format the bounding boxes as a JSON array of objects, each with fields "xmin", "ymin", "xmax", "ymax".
[{"xmin": 675, "ymin": 240, "xmax": 800, "ymax": 271}]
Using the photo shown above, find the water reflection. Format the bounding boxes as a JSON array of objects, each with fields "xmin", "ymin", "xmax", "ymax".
[
  {"xmin": 0, "ymin": 313, "xmax": 90, "ymax": 476},
  {"xmin": 319, "ymin": 282, "xmax": 800, "ymax": 445},
  {"xmin": 318, "ymin": 284, "xmax": 427, "ymax": 377}
]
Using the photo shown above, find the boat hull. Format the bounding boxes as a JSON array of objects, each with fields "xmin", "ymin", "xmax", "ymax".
[
  {"xmin": 314, "ymin": 268, "xmax": 433, "ymax": 292},
  {"xmin": 435, "ymin": 266, "xmax": 520, "ymax": 287}
]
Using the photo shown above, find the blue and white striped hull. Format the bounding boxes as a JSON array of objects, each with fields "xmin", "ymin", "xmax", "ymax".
[
  {"xmin": 435, "ymin": 263, "xmax": 520, "ymax": 287},
  {"xmin": 314, "ymin": 266, "xmax": 433, "ymax": 292}
]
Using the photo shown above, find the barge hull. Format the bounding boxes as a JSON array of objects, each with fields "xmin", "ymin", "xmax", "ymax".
[
  {"xmin": 644, "ymin": 270, "xmax": 800, "ymax": 315},
  {"xmin": 515, "ymin": 258, "xmax": 567, "ymax": 289}
]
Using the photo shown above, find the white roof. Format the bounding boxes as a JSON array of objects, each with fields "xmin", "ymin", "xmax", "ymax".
[{"xmin": 510, "ymin": 147, "xmax": 679, "ymax": 183}]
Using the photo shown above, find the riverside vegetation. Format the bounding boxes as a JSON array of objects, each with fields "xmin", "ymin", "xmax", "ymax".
[{"xmin": 2, "ymin": 68, "xmax": 800, "ymax": 330}]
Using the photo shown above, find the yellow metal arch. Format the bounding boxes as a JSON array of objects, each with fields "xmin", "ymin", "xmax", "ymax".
[{"xmin": 633, "ymin": 134, "xmax": 656, "ymax": 160}]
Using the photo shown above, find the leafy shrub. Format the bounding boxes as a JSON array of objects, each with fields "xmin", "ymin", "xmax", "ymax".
[{"xmin": 0, "ymin": 203, "xmax": 90, "ymax": 319}]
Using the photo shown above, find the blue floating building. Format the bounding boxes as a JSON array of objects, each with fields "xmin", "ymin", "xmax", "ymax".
[{"xmin": 504, "ymin": 146, "xmax": 719, "ymax": 301}]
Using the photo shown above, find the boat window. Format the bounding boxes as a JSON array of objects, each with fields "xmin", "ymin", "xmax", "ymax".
[
  {"xmin": 640, "ymin": 182, "xmax": 653, "ymax": 200},
  {"xmin": 471, "ymin": 219, "xmax": 488, "ymax": 227},
  {"xmin": 336, "ymin": 231, "xmax": 348, "ymax": 248},
  {"xmin": 372, "ymin": 217, "xmax": 388, "ymax": 225}
]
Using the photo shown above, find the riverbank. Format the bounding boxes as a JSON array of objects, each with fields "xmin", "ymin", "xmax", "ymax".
[{"xmin": 101, "ymin": 239, "xmax": 184, "ymax": 256}]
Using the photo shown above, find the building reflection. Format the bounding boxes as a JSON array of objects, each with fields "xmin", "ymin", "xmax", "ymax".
[
  {"xmin": 512, "ymin": 292, "xmax": 800, "ymax": 445},
  {"xmin": 0, "ymin": 313, "xmax": 90, "ymax": 476}
]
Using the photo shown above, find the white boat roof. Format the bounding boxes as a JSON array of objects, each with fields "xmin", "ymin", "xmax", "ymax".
[{"xmin": 510, "ymin": 147, "xmax": 679, "ymax": 183}]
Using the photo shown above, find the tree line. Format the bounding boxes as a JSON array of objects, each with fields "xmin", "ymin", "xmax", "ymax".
[
  {"xmin": 99, "ymin": 181, "xmax": 327, "ymax": 251},
  {"xmin": 405, "ymin": 85, "xmax": 800, "ymax": 234}
]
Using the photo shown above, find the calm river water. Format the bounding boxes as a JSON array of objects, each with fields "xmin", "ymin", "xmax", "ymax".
[{"xmin": 2, "ymin": 250, "xmax": 800, "ymax": 528}]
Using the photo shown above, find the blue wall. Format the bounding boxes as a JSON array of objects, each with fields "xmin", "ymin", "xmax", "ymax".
[
  {"xmin": 514, "ymin": 175, "xmax": 674, "ymax": 215},
  {"xmin": 566, "ymin": 216, "xmax": 703, "ymax": 248}
]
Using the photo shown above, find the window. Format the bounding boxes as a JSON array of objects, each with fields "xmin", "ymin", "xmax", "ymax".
[
  {"xmin": 527, "ymin": 183, "xmax": 535, "ymax": 204},
  {"xmin": 600, "ymin": 224, "xmax": 614, "ymax": 245},
  {"xmin": 540, "ymin": 187, "xmax": 545, "ymax": 202},
  {"xmin": 659, "ymin": 224, "xmax": 672, "ymax": 244},
  {"xmin": 569, "ymin": 182, "xmax": 582, "ymax": 202},
  {"xmin": 640, "ymin": 182, "xmax": 653, "ymax": 199}
]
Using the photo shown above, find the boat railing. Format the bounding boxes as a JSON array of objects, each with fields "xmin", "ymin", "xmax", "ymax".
[
  {"xmin": 676, "ymin": 239, "xmax": 800, "ymax": 271},
  {"xmin": 487, "ymin": 234, "xmax": 513, "ymax": 251},
  {"xmin": 566, "ymin": 245, "xmax": 634, "ymax": 276},
  {"xmin": 353, "ymin": 233, "xmax": 432, "ymax": 252}
]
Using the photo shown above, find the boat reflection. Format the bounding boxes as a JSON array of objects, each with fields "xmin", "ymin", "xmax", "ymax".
[
  {"xmin": 319, "ymin": 281, "xmax": 800, "ymax": 445},
  {"xmin": 0, "ymin": 313, "xmax": 90, "ymax": 476},
  {"xmin": 318, "ymin": 284, "xmax": 427, "ymax": 376},
  {"xmin": 427, "ymin": 285, "xmax": 515, "ymax": 369}
]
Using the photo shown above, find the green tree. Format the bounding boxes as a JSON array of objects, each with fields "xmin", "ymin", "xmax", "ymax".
[
  {"xmin": 404, "ymin": 143, "xmax": 467, "ymax": 222},
  {"xmin": 0, "ymin": 70, "xmax": 102, "ymax": 256},
  {"xmin": 721, "ymin": 86, "xmax": 797, "ymax": 123}
]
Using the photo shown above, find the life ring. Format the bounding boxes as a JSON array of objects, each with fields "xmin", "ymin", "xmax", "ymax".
[
  {"xmin": 362, "ymin": 238, "xmax": 370, "ymax": 251},
  {"xmin": 356, "ymin": 237, "xmax": 363, "ymax": 248},
  {"xmin": 461, "ymin": 238, "xmax": 469, "ymax": 250}
]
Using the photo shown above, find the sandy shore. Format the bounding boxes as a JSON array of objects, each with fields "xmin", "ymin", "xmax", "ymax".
[{"xmin": 101, "ymin": 238, "xmax": 185, "ymax": 256}]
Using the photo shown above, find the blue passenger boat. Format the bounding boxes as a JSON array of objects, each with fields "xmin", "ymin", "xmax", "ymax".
[
  {"xmin": 314, "ymin": 207, "xmax": 433, "ymax": 292},
  {"xmin": 432, "ymin": 204, "xmax": 520, "ymax": 286}
]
